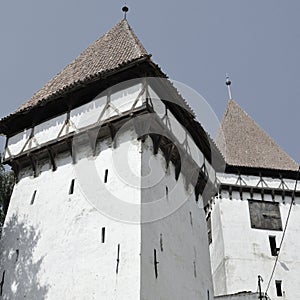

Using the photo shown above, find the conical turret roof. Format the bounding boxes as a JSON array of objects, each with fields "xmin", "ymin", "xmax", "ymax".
[
  {"xmin": 16, "ymin": 19, "xmax": 149, "ymax": 113},
  {"xmin": 216, "ymin": 99, "xmax": 298, "ymax": 171}
]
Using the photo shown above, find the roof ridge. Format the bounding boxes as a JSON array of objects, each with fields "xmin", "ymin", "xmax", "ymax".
[{"xmin": 121, "ymin": 19, "xmax": 148, "ymax": 55}]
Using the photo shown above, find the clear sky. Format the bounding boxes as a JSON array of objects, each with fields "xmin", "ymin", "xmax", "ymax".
[{"xmin": 0, "ymin": 1, "xmax": 299, "ymax": 162}]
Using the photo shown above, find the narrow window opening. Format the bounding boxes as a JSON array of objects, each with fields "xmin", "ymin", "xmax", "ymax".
[
  {"xmin": 275, "ymin": 280, "xmax": 283, "ymax": 297},
  {"xmin": 116, "ymin": 244, "xmax": 120, "ymax": 274},
  {"xmin": 207, "ymin": 290, "xmax": 210, "ymax": 300},
  {"xmin": 166, "ymin": 186, "xmax": 169, "ymax": 200},
  {"xmin": 15, "ymin": 249, "xmax": 19, "ymax": 263},
  {"xmin": 154, "ymin": 249, "xmax": 159, "ymax": 278},
  {"xmin": 269, "ymin": 236, "xmax": 279, "ymax": 256},
  {"xmin": 160, "ymin": 234, "xmax": 163, "ymax": 252},
  {"xmin": 207, "ymin": 213, "xmax": 212, "ymax": 244},
  {"xmin": 104, "ymin": 169, "xmax": 108, "ymax": 183},
  {"xmin": 0, "ymin": 271, "xmax": 5, "ymax": 296},
  {"xmin": 69, "ymin": 179, "xmax": 75, "ymax": 195},
  {"xmin": 30, "ymin": 190, "xmax": 37, "ymax": 205},
  {"xmin": 193, "ymin": 261, "xmax": 197, "ymax": 278},
  {"xmin": 189, "ymin": 212, "xmax": 193, "ymax": 226},
  {"xmin": 101, "ymin": 227, "xmax": 106, "ymax": 243}
]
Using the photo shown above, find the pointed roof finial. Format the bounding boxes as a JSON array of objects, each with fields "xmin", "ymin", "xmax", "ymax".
[
  {"xmin": 122, "ymin": 5, "xmax": 129, "ymax": 19},
  {"xmin": 226, "ymin": 74, "xmax": 233, "ymax": 100}
]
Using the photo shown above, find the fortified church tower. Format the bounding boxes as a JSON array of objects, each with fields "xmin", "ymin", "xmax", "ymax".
[
  {"xmin": 0, "ymin": 10, "xmax": 218, "ymax": 300},
  {"xmin": 209, "ymin": 96, "xmax": 300, "ymax": 300}
]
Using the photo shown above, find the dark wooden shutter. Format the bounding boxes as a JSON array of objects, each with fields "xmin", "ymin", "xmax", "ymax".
[{"xmin": 248, "ymin": 200, "xmax": 283, "ymax": 231}]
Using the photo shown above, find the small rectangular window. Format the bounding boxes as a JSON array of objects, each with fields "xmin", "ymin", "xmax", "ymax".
[
  {"xmin": 189, "ymin": 212, "xmax": 193, "ymax": 226},
  {"xmin": 154, "ymin": 249, "xmax": 158, "ymax": 278},
  {"xmin": 104, "ymin": 170, "xmax": 108, "ymax": 183},
  {"xmin": 101, "ymin": 227, "xmax": 105, "ymax": 243},
  {"xmin": 206, "ymin": 213, "xmax": 212, "ymax": 244},
  {"xmin": 248, "ymin": 200, "xmax": 282, "ymax": 231},
  {"xmin": 0, "ymin": 271, "xmax": 5, "ymax": 296},
  {"xmin": 30, "ymin": 190, "xmax": 37, "ymax": 205},
  {"xmin": 116, "ymin": 244, "xmax": 120, "ymax": 274},
  {"xmin": 275, "ymin": 280, "xmax": 283, "ymax": 297},
  {"xmin": 16, "ymin": 249, "xmax": 19, "ymax": 263},
  {"xmin": 160, "ymin": 234, "xmax": 163, "ymax": 252},
  {"xmin": 269, "ymin": 236, "xmax": 279, "ymax": 256},
  {"xmin": 69, "ymin": 179, "xmax": 75, "ymax": 195}
]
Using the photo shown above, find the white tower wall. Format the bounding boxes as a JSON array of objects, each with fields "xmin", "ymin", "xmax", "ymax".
[
  {"xmin": 140, "ymin": 137, "xmax": 214, "ymax": 300},
  {"xmin": 1, "ymin": 129, "xmax": 142, "ymax": 300},
  {"xmin": 210, "ymin": 173, "xmax": 300, "ymax": 299},
  {"xmin": 1, "ymin": 81, "xmax": 215, "ymax": 299}
]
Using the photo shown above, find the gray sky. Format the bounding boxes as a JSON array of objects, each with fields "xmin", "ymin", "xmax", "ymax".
[{"xmin": 1, "ymin": 1, "xmax": 299, "ymax": 162}]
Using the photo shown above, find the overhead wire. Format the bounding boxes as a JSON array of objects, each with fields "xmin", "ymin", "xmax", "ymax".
[{"xmin": 264, "ymin": 166, "xmax": 300, "ymax": 295}]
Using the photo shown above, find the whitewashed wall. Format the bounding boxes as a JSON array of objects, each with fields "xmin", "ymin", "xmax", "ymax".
[
  {"xmin": 1, "ymin": 129, "xmax": 215, "ymax": 299},
  {"xmin": 140, "ymin": 137, "xmax": 214, "ymax": 300},
  {"xmin": 211, "ymin": 173, "xmax": 300, "ymax": 299},
  {"xmin": 1, "ymin": 129, "xmax": 142, "ymax": 300},
  {"xmin": 1, "ymin": 80, "xmax": 216, "ymax": 299}
]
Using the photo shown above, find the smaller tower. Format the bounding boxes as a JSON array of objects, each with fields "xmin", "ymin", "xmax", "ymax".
[{"xmin": 210, "ymin": 99, "xmax": 300, "ymax": 299}]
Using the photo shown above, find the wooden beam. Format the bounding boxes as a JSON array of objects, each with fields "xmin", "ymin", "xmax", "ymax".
[
  {"xmin": 108, "ymin": 123, "xmax": 116, "ymax": 145},
  {"xmin": 87, "ymin": 129, "xmax": 100, "ymax": 156},
  {"xmin": 149, "ymin": 134, "xmax": 162, "ymax": 155},
  {"xmin": 10, "ymin": 160, "xmax": 20, "ymax": 183},
  {"xmin": 28, "ymin": 154, "xmax": 37, "ymax": 177},
  {"xmin": 66, "ymin": 139, "xmax": 76, "ymax": 164},
  {"xmin": 47, "ymin": 147, "xmax": 57, "ymax": 171}
]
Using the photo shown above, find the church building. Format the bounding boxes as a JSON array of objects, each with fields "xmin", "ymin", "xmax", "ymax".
[
  {"xmin": 0, "ymin": 10, "xmax": 217, "ymax": 300},
  {"xmin": 210, "ymin": 98, "xmax": 300, "ymax": 299},
  {"xmin": 0, "ymin": 8, "xmax": 299, "ymax": 300}
]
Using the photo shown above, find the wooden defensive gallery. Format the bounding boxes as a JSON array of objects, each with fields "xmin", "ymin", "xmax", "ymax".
[{"xmin": 0, "ymin": 8, "xmax": 299, "ymax": 300}]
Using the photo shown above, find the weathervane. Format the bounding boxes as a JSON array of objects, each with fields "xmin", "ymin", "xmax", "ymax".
[
  {"xmin": 122, "ymin": 4, "xmax": 129, "ymax": 19},
  {"xmin": 226, "ymin": 74, "xmax": 233, "ymax": 100}
]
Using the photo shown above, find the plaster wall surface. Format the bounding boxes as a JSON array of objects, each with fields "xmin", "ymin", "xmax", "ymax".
[
  {"xmin": 209, "ymin": 200, "xmax": 227, "ymax": 296},
  {"xmin": 2, "ymin": 81, "xmax": 216, "ymax": 299},
  {"xmin": 1, "ymin": 129, "xmax": 142, "ymax": 300},
  {"xmin": 140, "ymin": 137, "xmax": 214, "ymax": 300},
  {"xmin": 211, "ymin": 174, "xmax": 300, "ymax": 300}
]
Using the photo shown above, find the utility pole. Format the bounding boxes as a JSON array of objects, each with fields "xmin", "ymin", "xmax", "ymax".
[{"xmin": 258, "ymin": 275, "xmax": 264, "ymax": 300}]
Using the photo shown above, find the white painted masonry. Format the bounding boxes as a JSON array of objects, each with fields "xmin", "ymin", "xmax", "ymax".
[
  {"xmin": 210, "ymin": 172, "xmax": 300, "ymax": 300},
  {"xmin": 1, "ymin": 81, "xmax": 215, "ymax": 299},
  {"xmin": 141, "ymin": 137, "xmax": 214, "ymax": 299},
  {"xmin": 1, "ymin": 129, "xmax": 142, "ymax": 300}
]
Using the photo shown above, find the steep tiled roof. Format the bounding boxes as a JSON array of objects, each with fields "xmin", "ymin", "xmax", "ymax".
[
  {"xmin": 216, "ymin": 99, "xmax": 299, "ymax": 171},
  {"xmin": 16, "ymin": 18, "xmax": 149, "ymax": 113},
  {"xmin": 0, "ymin": 17, "xmax": 220, "ymax": 164}
]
